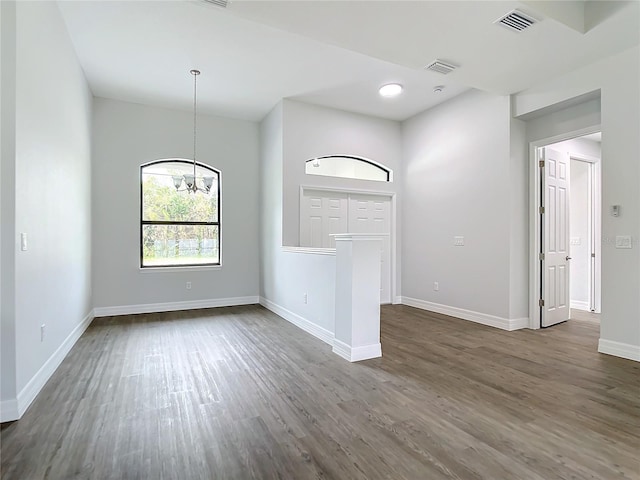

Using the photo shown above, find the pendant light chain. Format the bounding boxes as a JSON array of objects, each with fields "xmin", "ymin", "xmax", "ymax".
[
  {"xmin": 171, "ymin": 69, "xmax": 211, "ymax": 195},
  {"xmin": 192, "ymin": 69, "xmax": 199, "ymax": 182}
]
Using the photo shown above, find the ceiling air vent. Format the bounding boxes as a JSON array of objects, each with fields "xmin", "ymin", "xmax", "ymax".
[
  {"xmin": 425, "ymin": 60, "xmax": 457, "ymax": 75},
  {"xmin": 202, "ymin": 0, "xmax": 228, "ymax": 8},
  {"xmin": 495, "ymin": 9, "xmax": 537, "ymax": 32}
]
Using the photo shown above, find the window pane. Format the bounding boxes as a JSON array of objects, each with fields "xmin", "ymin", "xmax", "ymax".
[
  {"xmin": 305, "ymin": 155, "xmax": 390, "ymax": 182},
  {"xmin": 142, "ymin": 162, "xmax": 218, "ymax": 222},
  {"xmin": 142, "ymin": 224, "xmax": 219, "ymax": 266}
]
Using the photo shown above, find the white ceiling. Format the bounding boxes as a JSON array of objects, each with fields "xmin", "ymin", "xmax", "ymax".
[{"xmin": 57, "ymin": 1, "xmax": 639, "ymax": 122}]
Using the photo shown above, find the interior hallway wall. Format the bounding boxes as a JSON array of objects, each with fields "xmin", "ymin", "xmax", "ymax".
[
  {"xmin": 402, "ymin": 89, "xmax": 528, "ymax": 326},
  {"xmin": 259, "ymin": 99, "xmax": 403, "ymax": 344},
  {"xmin": 515, "ymin": 45, "xmax": 639, "ymax": 360},
  {"xmin": 1, "ymin": 1, "xmax": 94, "ymax": 421},
  {"xmin": 0, "ymin": 0, "xmax": 18, "ymax": 416},
  {"xmin": 281, "ymin": 100, "xmax": 402, "ymax": 248},
  {"xmin": 92, "ymin": 98, "xmax": 260, "ymax": 310},
  {"xmin": 570, "ymin": 158, "xmax": 592, "ymax": 310},
  {"xmin": 259, "ymin": 102, "xmax": 337, "ymax": 340}
]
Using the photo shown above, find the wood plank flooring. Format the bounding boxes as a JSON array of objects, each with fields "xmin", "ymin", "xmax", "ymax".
[
  {"xmin": 1, "ymin": 304, "xmax": 638, "ymax": 479},
  {"xmin": 570, "ymin": 308, "xmax": 600, "ymax": 323}
]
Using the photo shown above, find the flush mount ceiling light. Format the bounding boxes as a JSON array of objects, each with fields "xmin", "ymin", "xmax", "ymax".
[
  {"xmin": 172, "ymin": 69, "xmax": 214, "ymax": 195},
  {"xmin": 379, "ymin": 83, "xmax": 403, "ymax": 98}
]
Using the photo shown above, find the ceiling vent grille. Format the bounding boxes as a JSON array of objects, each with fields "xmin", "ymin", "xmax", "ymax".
[
  {"xmin": 495, "ymin": 9, "xmax": 537, "ymax": 32},
  {"xmin": 202, "ymin": 0, "xmax": 228, "ymax": 8},
  {"xmin": 425, "ymin": 60, "xmax": 457, "ymax": 75}
]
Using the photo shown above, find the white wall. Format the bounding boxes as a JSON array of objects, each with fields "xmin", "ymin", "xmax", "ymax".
[
  {"xmin": 259, "ymin": 103, "xmax": 283, "ymax": 301},
  {"xmin": 525, "ymin": 97, "xmax": 601, "ymax": 144},
  {"xmin": 509, "ymin": 115, "xmax": 529, "ymax": 320},
  {"xmin": 570, "ymin": 159, "xmax": 591, "ymax": 309},
  {"xmin": 260, "ymin": 99, "xmax": 402, "ymax": 343},
  {"xmin": 402, "ymin": 89, "xmax": 527, "ymax": 325},
  {"xmin": 282, "ymin": 99, "xmax": 402, "ymax": 249},
  {"xmin": 92, "ymin": 98, "xmax": 260, "ymax": 310},
  {"xmin": 515, "ymin": 46, "xmax": 640, "ymax": 359},
  {"xmin": 0, "ymin": 0, "xmax": 18, "ymax": 413},
  {"xmin": 0, "ymin": 1, "xmax": 94, "ymax": 420},
  {"xmin": 259, "ymin": 102, "xmax": 336, "ymax": 340}
]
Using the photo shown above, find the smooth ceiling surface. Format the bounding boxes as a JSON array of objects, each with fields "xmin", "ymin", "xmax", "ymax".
[{"xmin": 57, "ymin": 1, "xmax": 639, "ymax": 121}]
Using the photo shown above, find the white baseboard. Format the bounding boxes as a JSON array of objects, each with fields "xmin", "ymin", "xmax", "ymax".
[
  {"xmin": 93, "ymin": 296, "xmax": 259, "ymax": 317},
  {"xmin": 259, "ymin": 297, "xmax": 334, "ymax": 346},
  {"xmin": 332, "ymin": 339, "xmax": 381, "ymax": 362},
  {"xmin": 2, "ymin": 310, "xmax": 95, "ymax": 422},
  {"xmin": 598, "ymin": 339, "xmax": 640, "ymax": 362},
  {"xmin": 509, "ymin": 317, "xmax": 530, "ymax": 330},
  {"xmin": 570, "ymin": 301, "xmax": 591, "ymax": 311},
  {"xmin": 0, "ymin": 398, "xmax": 19, "ymax": 424},
  {"xmin": 401, "ymin": 297, "xmax": 528, "ymax": 331},
  {"xmin": 392, "ymin": 296, "xmax": 402, "ymax": 305},
  {"xmin": 258, "ymin": 297, "xmax": 382, "ymax": 362}
]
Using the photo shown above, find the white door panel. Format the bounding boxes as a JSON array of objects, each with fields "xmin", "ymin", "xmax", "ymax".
[
  {"xmin": 310, "ymin": 216, "xmax": 323, "ymax": 247},
  {"xmin": 300, "ymin": 193, "xmax": 348, "ymax": 248},
  {"xmin": 300, "ymin": 190, "xmax": 392, "ymax": 304},
  {"xmin": 542, "ymin": 148, "xmax": 571, "ymax": 327},
  {"xmin": 348, "ymin": 194, "xmax": 391, "ymax": 304}
]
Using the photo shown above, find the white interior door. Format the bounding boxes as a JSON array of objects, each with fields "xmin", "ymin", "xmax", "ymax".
[
  {"xmin": 300, "ymin": 189, "xmax": 392, "ymax": 304},
  {"xmin": 300, "ymin": 192, "xmax": 347, "ymax": 248},
  {"xmin": 347, "ymin": 194, "xmax": 391, "ymax": 304},
  {"xmin": 542, "ymin": 147, "xmax": 571, "ymax": 327}
]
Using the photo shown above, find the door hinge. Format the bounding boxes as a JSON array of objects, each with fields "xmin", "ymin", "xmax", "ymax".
[
  {"xmin": 591, "ymin": 253, "xmax": 596, "ymax": 258},
  {"xmin": 539, "ymin": 160, "xmax": 545, "ymax": 168},
  {"xmin": 539, "ymin": 298, "xmax": 545, "ymax": 307},
  {"xmin": 539, "ymin": 206, "xmax": 545, "ymax": 214},
  {"xmin": 539, "ymin": 252, "xmax": 545, "ymax": 261}
]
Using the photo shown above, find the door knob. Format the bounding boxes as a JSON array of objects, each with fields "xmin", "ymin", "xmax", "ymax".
[{"xmin": 566, "ymin": 256, "xmax": 572, "ymax": 261}]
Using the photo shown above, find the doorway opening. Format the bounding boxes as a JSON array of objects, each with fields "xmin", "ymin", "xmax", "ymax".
[{"xmin": 529, "ymin": 129, "xmax": 602, "ymax": 329}]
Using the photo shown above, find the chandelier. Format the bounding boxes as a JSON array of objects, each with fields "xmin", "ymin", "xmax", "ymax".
[{"xmin": 172, "ymin": 69, "xmax": 213, "ymax": 194}]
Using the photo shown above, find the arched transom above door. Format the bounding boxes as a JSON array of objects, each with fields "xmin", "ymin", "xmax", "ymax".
[{"xmin": 305, "ymin": 155, "xmax": 392, "ymax": 182}]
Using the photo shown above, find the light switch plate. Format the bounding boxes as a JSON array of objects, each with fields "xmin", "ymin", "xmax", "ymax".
[
  {"xmin": 612, "ymin": 205, "xmax": 620, "ymax": 217},
  {"xmin": 20, "ymin": 233, "xmax": 28, "ymax": 251},
  {"xmin": 454, "ymin": 236, "xmax": 464, "ymax": 246},
  {"xmin": 570, "ymin": 237, "xmax": 581, "ymax": 246},
  {"xmin": 615, "ymin": 235, "xmax": 632, "ymax": 249}
]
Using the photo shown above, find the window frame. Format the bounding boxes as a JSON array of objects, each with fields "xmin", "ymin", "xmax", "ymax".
[
  {"xmin": 304, "ymin": 154, "xmax": 392, "ymax": 182},
  {"xmin": 140, "ymin": 158, "xmax": 222, "ymax": 269}
]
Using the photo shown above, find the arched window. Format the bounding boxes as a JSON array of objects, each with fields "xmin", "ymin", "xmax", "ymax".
[
  {"xmin": 140, "ymin": 159, "xmax": 220, "ymax": 267},
  {"xmin": 305, "ymin": 155, "xmax": 392, "ymax": 182}
]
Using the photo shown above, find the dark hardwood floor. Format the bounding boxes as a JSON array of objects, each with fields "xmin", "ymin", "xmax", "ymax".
[{"xmin": 1, "ymin": 304, "xmax": 638, "ymax": 479}]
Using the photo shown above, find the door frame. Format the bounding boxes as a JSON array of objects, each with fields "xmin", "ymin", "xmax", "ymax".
[
  {"xmin": 528, "ymin": 125, "xmax": 601, "ymax": 329},
  {"xmin": 300, "ymin": 185, "xmax": 398, "ymax": 304}
]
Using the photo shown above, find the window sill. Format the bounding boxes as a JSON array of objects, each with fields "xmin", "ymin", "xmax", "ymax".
[{"xmin": 139, "ymin": 265, "xmax": 222, "ymax": 274}]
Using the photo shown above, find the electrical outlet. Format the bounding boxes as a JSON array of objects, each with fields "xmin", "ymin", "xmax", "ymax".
[
  {"xmin": 21, "ymin": 233, "xmax": 28, "ymax": 251},
  {"xmin": 454, "ymin": 236, "xmax": 464, "ymax": 246},
  {"xmin": 40, "ymin": 324, "xmax": 45, "ymax": 342},
  {"xmin": 433, "ymin": 282, "xmax": 439, "ymax": 291},
  {"xmin": 303, "ymin": 293, "xmax": 308, "ymax": 304},
  {"xmin": 186, "ymin": 281, "xmax": 192, "ymax": 290}
]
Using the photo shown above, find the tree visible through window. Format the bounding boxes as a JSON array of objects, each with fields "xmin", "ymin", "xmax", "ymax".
[{"xmin": 141, "ymin": 159, "xmax": 220, "ymax": 267}]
